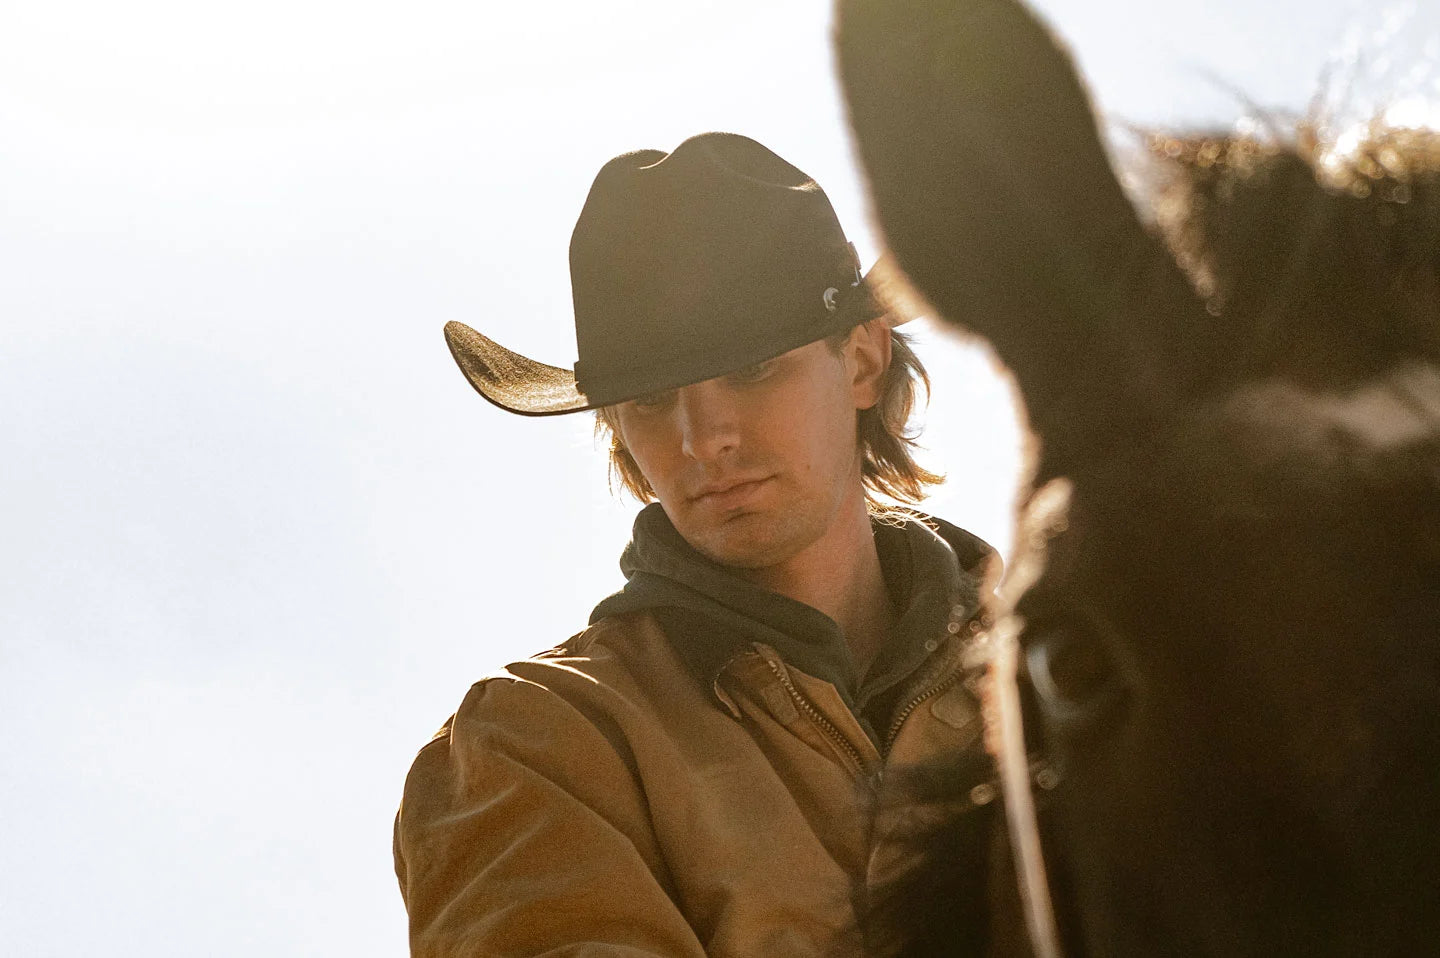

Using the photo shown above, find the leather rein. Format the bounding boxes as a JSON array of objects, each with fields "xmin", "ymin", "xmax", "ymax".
[{"xmin": 972, "ymin": 617, "xmax": 1065, "ymax": 958}]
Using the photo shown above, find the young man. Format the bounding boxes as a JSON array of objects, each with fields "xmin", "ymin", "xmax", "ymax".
[{"xmin": 395, "ymin": 133, "xmax": 998, "ymax": 956}]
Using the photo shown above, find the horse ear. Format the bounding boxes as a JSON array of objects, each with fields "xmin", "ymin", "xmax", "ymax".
[{"xmin": 837, "ymin": 0, "xmax": 1210, "ymax": 453}]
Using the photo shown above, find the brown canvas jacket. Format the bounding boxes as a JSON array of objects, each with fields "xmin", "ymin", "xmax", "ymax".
[{"xmin": 395, "ymin": 510, "xmax": 998, "ymax": 957}]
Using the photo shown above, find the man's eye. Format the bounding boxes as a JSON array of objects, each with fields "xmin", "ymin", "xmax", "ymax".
[
  {"xmin": 631, "ymin": 390, "xmax": 675, "ymax": 410},
  {"xmin": 729, "ymin": 360, "xmax": 772, "ymax": 384}
]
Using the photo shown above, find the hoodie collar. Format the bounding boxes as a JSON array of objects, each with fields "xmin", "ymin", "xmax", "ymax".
[{"xmin": 591, "ymin": 503, "xmax": 995, "ymax": 709}]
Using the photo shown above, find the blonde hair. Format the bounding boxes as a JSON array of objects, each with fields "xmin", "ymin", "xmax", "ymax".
[{"xmin": 593, "ymin": 324, "xmax": 942, "ymax": 507}]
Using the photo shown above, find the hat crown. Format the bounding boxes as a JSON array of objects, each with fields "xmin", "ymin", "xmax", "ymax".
[
  {"xmin": 441, "ymin": 133, "xmax": 876, "ymax": 417},
  {"xmin": 567, "ymin": 132, "xmax": 861, "ymax": 404}
]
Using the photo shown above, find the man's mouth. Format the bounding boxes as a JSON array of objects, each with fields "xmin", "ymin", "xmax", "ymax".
[{"xmin": 689, "ymin": 475, "xmax": 773, "ymax": 510}]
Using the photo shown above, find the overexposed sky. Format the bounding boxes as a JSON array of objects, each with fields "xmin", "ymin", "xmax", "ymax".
[{"xmin": 1, "ymin": 0, "xmax": 1423, "ymax": 954}]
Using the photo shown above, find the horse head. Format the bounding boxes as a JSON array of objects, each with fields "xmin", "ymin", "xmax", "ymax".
[{"xmin": 838, "ymin": 1, "xmax": 1440, "ymax": 954}]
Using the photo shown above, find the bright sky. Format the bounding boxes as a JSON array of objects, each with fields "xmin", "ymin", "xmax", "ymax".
[{"xmin": 1, "ymin": 0, "xmax": 1425, "ymax": 954}]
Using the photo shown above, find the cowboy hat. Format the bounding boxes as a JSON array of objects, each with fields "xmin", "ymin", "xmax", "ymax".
[{"xmin": 444, "ymin": 131, "xmax": 910, "ymax": 416}]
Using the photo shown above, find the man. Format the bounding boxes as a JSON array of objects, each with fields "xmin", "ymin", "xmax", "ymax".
[{"xmin": 395, "ymin": 132, "xmax": 998, "ymax": 956}]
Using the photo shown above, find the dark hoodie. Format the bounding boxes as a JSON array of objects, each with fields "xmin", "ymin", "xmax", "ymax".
[{"xmin": 591, "ymin": 502, "xmax": 995, "ymax": 746}]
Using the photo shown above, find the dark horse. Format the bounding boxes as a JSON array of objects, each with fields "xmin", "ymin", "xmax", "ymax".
[{"xmin": 838, "ymin": 0, "xmax": 1440, "ymax": 954}]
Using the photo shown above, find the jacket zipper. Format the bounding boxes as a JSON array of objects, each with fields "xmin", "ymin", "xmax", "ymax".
[
  {"xmin": 762, "ymin": 656, "xmax": 868, "ymax": 777},
  {"xmin": 884, "ymin": 606, "xmax": 989, "ymax": 752},
  {"xmin": 884, "ymin": 670, "xmax": 965, "ymax": 752}
]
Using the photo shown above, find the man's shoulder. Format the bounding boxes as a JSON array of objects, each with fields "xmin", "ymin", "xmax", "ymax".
[
  {"xmin": 429, "ymin": 609, "xmax": 686, "ymax": 731},
  {"xmin": 901, "ymin": 508, "xmax": 997, "ymax": 576},
  {"xmin": 407, "ymin": 607, "xmax": 708, "ymax": 767},
  {"xmin": 526, "ymin": 606, "xmax": 674, "ymax": 668}
]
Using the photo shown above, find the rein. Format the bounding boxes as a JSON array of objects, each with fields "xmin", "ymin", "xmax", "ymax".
[{"xmin": 976, "ymin": 619, "xmax": 1064, "ymax": 958}]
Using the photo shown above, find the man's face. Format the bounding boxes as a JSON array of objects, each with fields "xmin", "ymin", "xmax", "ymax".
[{"xmin": 612, "ymin": 324, "xmax": 888, "ymax": 570}]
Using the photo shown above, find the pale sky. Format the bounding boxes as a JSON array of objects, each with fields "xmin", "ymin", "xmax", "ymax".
[{"xmin": 0, "ymin": 0, "xmax": 1424, "ymax": 954}]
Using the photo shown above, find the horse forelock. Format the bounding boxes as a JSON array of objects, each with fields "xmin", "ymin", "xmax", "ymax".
[
  {"xmin": 1017, "ymin": 124, "xmax": 1440, "ymax": 483},
  {"xmin": 1144, "ymin": 125, "xmax": 1440, "ymax": 389}
]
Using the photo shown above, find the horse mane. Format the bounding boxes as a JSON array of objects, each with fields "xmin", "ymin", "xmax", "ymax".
[{"xmin": 1142, "ymin": 123, "xmax": 1440, "ymax": 387}]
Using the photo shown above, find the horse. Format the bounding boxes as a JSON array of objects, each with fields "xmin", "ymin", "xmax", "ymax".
[{"xmin": 836, "ymin": 0, "xmax": 1440, "ymax": 954}]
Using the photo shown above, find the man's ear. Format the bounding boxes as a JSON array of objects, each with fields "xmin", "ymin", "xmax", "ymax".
[{"xmin": 847, "ymin": 318, "xmax": 891, "ymax": 410}]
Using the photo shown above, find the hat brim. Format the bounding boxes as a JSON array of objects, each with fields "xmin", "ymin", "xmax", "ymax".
[
  {"xmin": 443, "ymin": 258, "xmax": 926, "ymax": 417},
  {"xmin": 444, "ymin": 321, "xmax": 594, "ymax": 416},
  {"xmin": 862, "ymin": 253, "xmax": 934, "ymax": 329}
]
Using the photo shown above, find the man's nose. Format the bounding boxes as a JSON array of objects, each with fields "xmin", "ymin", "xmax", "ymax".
[{"xmin": 676, "ymin": 383, "xmax": 740, "ymax": 462}]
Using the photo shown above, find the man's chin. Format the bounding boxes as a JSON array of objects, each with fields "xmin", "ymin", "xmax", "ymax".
[{"xmin": 683, "ymin": 514, "xmax": 789, "ymax": 570}]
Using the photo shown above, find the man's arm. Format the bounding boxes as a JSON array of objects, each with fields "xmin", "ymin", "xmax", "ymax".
[{"xmin": 394, "ymin": 675, "xmax": 708, "ymax": 958}]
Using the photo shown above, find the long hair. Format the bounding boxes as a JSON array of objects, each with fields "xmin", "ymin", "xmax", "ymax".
[{"xmin": 593, "ymin": 324, "xmax": 943, "ymax": 507}]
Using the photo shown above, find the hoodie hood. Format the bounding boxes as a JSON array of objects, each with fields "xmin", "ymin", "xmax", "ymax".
[{"xmin": 590, "ymin": 503, "xmax": 995, "ymax": 713}]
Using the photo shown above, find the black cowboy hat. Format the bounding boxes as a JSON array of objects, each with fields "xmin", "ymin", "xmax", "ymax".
[{"xmin": 444, "ymin": 132, "xmax": 912, "ymax": 416}]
